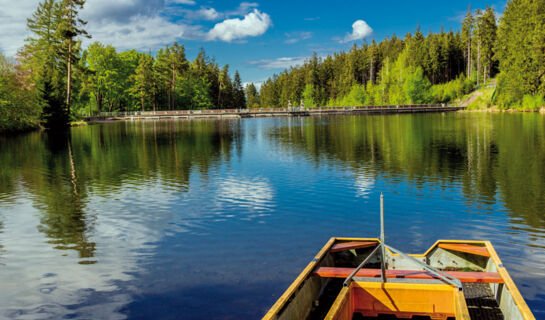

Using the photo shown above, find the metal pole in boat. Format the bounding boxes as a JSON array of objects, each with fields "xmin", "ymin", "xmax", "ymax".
[{"xmin": 380, "ymin": 193, "xmax": 386, "ymax": 283}]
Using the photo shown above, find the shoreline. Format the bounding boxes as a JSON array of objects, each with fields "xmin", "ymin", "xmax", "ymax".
[{"xmin": 462, "ymin": 107, "xmax": 545, "ymax": 114}]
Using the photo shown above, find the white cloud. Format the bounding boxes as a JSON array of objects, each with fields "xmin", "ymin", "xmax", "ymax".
[
  {"xmin": 183, "ymin": 7, "xmax": 221, "ymax": 21},
  {"xmin": 243, "ymin": 81, "xmax": 263, "ymax": 91},
  {"xmin": 226, "ymin": 2, "xmax": 259, "ymax": 16},
  {"xmin": 85, "ymin": 15, "xmax": 204, "ymax": 52},
  {"xmin": 168, "ymin": 0, "xmax": 196, "ymax": 4},
  {"xmin": 248, "ymin": 56, "xmax": 308, "ymax": 70},
  {"xmin": 82, "ymin": 0, "xmax": 165, "ymax": 23},
  {"xmin": 206, "ymin": 9, "xmax": 272, "ymax": 42},
  {"xmin": 0, "ymin": 0, "xmax": 39, "ymax": 55},
  {"xmin": 341, "ymin": 19, "xmax": 373, "ymax": 43},
  {"xmin": 179, "ymin": 2, "xmax": 258, "ymax": 22},
  {"xmin": 0, "ymin": 1, "xmax": 272, "ymax": 56},
  {"xmin": 284, "ymin": 31, "xmax": 313, "ymax": 44}
]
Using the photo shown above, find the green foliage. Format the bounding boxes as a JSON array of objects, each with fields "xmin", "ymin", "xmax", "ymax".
[
  {"xmin": 468, "ymin": 87, "xmax": 495, "ymax": 110},
  {"xmin": 404, "ymin": 68, "xmax": 432, "ymax": 104},
  {"xmin": 341, "ymin": 84, "xmax": 367, "ymax": 106},
  {"xmin": 495, "ymin": 0, "xmax": 545, "ymax": 108},
  {"xmin": 245, "ymin": 83, "xmax": 260, "ymax": 108},
  {"xmin": 232, "ymin": 71, "xmax": 246, "ymax": 108},
  {"xmin": 430, "ymin": 77, "xmax": 475, "ymax": 103},
  {"xmin": 302, "ymin": 84, "xmax": 316, "ymax": 107},
  {"xmin": 191, "ymin": 78, "xmax": 214, "ymax": 110},
  {"xmin": 0, "ymin": 53, "xmax": 41, "ymax": 132},
  {"xmin": 521, "ymin": 95, "xmax": 545, "ymax": 111}
]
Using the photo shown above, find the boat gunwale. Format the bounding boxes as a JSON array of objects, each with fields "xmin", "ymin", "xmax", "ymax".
[
  {"xmin": 261, "ymin": 237, "xmax": 341, "ymax": 320},
  {"xmin": 262, "ymin": 238, "xmax": 535, "ymax": 320}
]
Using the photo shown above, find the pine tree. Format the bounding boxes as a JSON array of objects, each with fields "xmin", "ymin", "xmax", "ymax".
[
  {"xmin": 58, "ymin": 0, "xmax": 90, "ymax": 116},
  {"xmin": 129, "ymin": 53, "xmax": 155, "ymax": 111},
  {"xmin": 245, "ymin": 83, "xmax": 260, "ymax": 108},
  {"xmin": 218, "ymin": 65, "xmax": 233, "ymax": 108},
  {"xmin": 232, "ymin": 71, "xmax": 246, "ymax": 108},
  {"xmin": 496, "ymin": 0, "xmax": 545, "ymax": 106},
  {"xmin": 24, "ymin": 0, "xmax": 63, "ymax": 84},
  {"xmin": 167, "ymin": 42, "xmax": 188, "ymax": 109},
  {"xmin": 23, "ymin": 0, "xmax": 69, "ymax": 129},
  {"xmin": 478, "ymin": 5, "xmax": 497, "ymax": 84},
  {"xmin": 462, "ymin": 5, "xmax": 474, "ymax": 78}
]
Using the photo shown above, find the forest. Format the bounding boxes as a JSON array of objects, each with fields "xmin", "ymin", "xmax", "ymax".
[
  {"xmin": 257, "ymin": 2, "xmax": 544, "ymax": 110},
  {"xmin": 0, "ymin": 0, "xmax": 544, "ymax": 132}
]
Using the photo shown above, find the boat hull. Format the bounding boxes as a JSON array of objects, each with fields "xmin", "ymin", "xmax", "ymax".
[{"xmin": 263, "ymin": 238, "xmax": 535, "ymax": 320}]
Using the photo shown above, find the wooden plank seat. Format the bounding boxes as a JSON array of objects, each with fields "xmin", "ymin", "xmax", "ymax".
[
  {"xmin": 438, "ymin": 243, "xmax": 491, "ymax": 257},
  {"xmin": 312, "ymin": 267, "xmax": 504, "ymax": 283},
  {"xmin": 330, "ymin": 241, "xmax": 377, "ymax": 253}
]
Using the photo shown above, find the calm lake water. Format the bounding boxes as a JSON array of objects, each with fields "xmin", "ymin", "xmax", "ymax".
[{"xmin": 0, "ymin": 112, "xmax": 544, "ymax": 319}]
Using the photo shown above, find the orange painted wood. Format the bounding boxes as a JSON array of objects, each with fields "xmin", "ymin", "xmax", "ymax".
[
  {"xmin": 438, "ymin": 243, "xmax": 491, "ymax": 257},
  {"xmin": 312, "ymin": 267, "xmax": 504, "ymax": 283},
  {"xmin": 330, "ymin": 241, "xmax": 377, "ymax": 253}
]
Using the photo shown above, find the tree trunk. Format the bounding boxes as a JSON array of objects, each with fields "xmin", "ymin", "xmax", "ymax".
[
  {"xmin": 370, "ymin": 55, "xmax": 375, "ymax": 85},
  {"xmin": 167, "ymin": 87, "xmax": 171, "ymax": 111},
  {"xmin": 467, "ymin": 39, "xmax": 471, "ymax": 78},
  {"xmin": 217, "ymin": 83, "xmax": 222, "ymax": 109},
  {"xmin": 477, "ymin": 40, "xmax": 481, "ymax": 87},
  {"xmin": 66, "ymin": 39, "xmax": 72, "ymax": 113},
  {"xmin": 96, "ymin": 93, "xmax": 102, "ymax": 112},
  {"xmin": 171, "ymin": 66, "xmax": 176, "ymax": 110}
]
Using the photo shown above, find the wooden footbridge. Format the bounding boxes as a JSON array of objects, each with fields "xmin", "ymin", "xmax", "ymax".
[{"xmin": 85, "ymin": 104, "xmax": 465, "ymax": 121}]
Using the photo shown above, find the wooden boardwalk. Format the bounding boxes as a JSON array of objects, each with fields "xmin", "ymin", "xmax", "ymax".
[{"xmin": 86, "ymin": 104, "xmax": 465, "ymax": 121}]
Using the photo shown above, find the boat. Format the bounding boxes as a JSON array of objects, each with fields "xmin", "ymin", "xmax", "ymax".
[{"xmin": 263, "ymin": 195, "xmax": 535, "ymax": 320}]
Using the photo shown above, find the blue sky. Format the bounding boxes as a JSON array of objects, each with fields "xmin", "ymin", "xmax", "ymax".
[{"xmin": 0, "ymin": 0, "xmax": 506, "ymax": 85}]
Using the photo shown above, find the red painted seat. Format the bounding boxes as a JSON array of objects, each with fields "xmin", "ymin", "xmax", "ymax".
[
  {"xmin": 330, "ymin": 241, "xmax": 378, "ymax": 253},
  {"xmin": 438, "ymin": 243, "xmax": 491, "ymax": 257},
  {"xmin": 312, "ymin": 267, "xmax": 504, "ymax": 283}
]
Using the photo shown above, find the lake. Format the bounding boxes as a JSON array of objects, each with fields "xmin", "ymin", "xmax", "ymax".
[{"xmin": 0, "ymin": 112, "xmax": 544, "ymax": 319}]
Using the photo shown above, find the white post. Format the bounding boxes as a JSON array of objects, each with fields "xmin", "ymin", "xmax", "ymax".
[{"xmin": 380, "ymin": 193, "xmax": 386, "ymax": 282}]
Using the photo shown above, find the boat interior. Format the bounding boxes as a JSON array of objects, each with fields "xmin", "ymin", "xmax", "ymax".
[{"xmin": 263, "ymin": 238, "xmax": 535, "ymax": 320}]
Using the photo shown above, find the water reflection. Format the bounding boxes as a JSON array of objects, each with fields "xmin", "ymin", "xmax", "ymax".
[
  {"xmin": 0, "ymin": 119, "xmax": 241, "ymax": 318},
  {"xmin": 270, "ymin": 113, "xmax": 545, "ymax": 230},
  {"xmin": 0, "ymin": 114, "xmax": 544, "ymax": 319}
]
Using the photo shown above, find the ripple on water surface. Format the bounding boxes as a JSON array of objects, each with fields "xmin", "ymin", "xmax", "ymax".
[{"xmin": 0, "ymin": 113, "xmax": 544, "ymax": 319}]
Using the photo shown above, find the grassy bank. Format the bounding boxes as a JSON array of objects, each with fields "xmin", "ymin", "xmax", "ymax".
[{"xmin": 459, "ymin": 80, "xmax": 545, "ymax": 112}]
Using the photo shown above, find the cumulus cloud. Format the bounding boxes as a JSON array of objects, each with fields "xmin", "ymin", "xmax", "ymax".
[
  {"xmin": 284, "ymin": 31, "xmax": 313, "ymax": 44},
  {"xmin": 182, "ymin": 7, "xmax": 221, "ymax": 21},
  {"xmin": 86, "ymin": 16, "xmax": 204, "ymax": 51},
  {"xmin": 0, "ymin": 0, "xmax": 39, "ymax": 55},
  {"xmin": 206, "ymin": 9, "xmax": 272, "ymax": 42},
  {"xmin": 82, "ymin": 0, "xmax": 165, "ymax": 24},
  {"xmin": 168, "ymin": 0, "xmax": 196, "ymax": 4},
  {"xmin": 341, "ymin": 19, "xmax": 373, "ymax": 43},
  {"xmin": 0, "ymin": 1, "xmax": 272, "ymax": 56}
]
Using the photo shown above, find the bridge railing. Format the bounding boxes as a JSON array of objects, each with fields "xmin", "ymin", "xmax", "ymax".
[{"xmin": 89, "ymin": 104, "xmax": 456, "ymax": 118}]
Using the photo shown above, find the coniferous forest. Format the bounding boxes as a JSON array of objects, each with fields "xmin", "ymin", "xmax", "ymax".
[{"xmin": 0, "ymin": 0, "xmax": 544, "ymax": 133}]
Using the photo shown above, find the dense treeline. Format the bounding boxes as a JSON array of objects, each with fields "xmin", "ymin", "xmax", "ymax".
[
  {"xmin": 495, "ymin": 0, "xmax": 545, "ymax": 109},
  {"xmin": 255, "ymin": 7, "xmax": 500, "ymax": 109},
  {"xmin": 80, "ymin": 44, "xmax": 245, "ymax": 113},
  {"xmin": 254, "ymin": 2, "xmax": 544, "ymax": 110},
  {"xmin": 1, "ymin": 0, "xmax": 544, "ymax": 133},
  {"xmin": 0, "ymin": 0, "xmax": 246, "ymax": 132}
]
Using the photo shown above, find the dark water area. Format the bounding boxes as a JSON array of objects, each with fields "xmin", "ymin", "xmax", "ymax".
[{"xmin": 0, "ymin": 113, "xmax": 544, "ymax": 319}]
